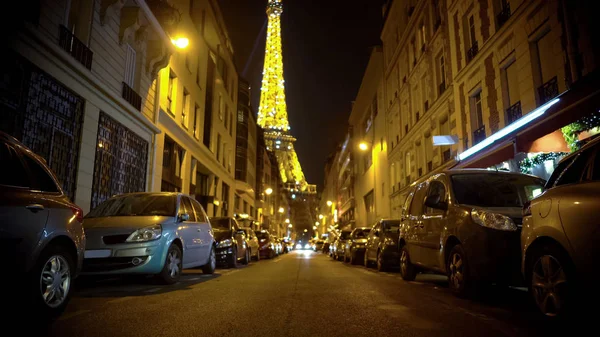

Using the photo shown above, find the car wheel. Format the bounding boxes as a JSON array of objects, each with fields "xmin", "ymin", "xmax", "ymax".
[
  {"xmin": 528, "ymin": 244, "xmax": 572, "ymax": 318},
  {"xmin": 202, "ymin": 246, "xmax": 216, "ymax": 274},
  {"xmin": 377, "ymin": 251, "xmax": 387, "ymax": 272},
  {"xmin": 256, "ymin": 250, "xmax": 261, "ymax": 262},
  {"xmin": 158, "ymin": 244, "xmax": 182, "ymax": 285},
  {"xmin": 31, "ymin": 244, "xmax": 74, "ymax": 319},
  {"xmin": 364, "ymin": 252, "xmax": 370, "ymax": 267},
  {"xmin": 242, "ymin": 249, "xmax": 250, "ymax": 265},
  {"xmin": 447, "ymin": 244, "xmax": 471, "ymax": 297},
  {"xmin": 229, "ymin": 247, "xmax": 239, "ymax": 268},
  {"xmin": 400, "ymin": 247, "xmax": 417, "ymax": 281}
]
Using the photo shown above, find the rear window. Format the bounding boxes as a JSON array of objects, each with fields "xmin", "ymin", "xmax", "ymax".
[
  {"xmin": 340, "ymin": 231, "xmax": 352, "ymax": 240},
  {"xmin": 210, "ymin": 218, "xmax": 231, "ymax": 230},
  {"xmin": 255, "ymin": 231, "xmax": 270, "ymax": 240},
  {"xmin": 382, "ymin": 221, "xmax": 400, "ymax": 232},
  {"xmin": 352, "ymin": 229, "xmax": 371, "ymax": 239},
  {"xmin": 451, "ymin": 173, "xmax": 545, "ymax": 208}
]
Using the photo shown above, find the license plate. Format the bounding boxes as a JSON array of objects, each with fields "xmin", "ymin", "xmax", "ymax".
[{"xmin": 85, "ymin": 249, "xmax": 111, "ymax": 258}]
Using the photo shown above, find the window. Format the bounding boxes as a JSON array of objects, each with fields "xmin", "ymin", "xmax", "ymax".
[
  {"xmin": 243, "ymin": 201, "xmax": 248, "ymax": 213},
  {"xmin": 505, "ymin": 61, "xmax": 519, "ymax": 106},
  {"xmin": 363, "ymin": 150, "xmax": 372, "ymax": 172},
  {"xmin": 216, "ymin": 134, "xmax": 222, "ymax": 161},
  {"xmin": 433, "ymin": 0, "xmax": 442, "ymax": 29},
  {"xmin": 470, "ymin": 91, "xmax": 483, "ymax": 128},
  {"xmin": 218, "ymin": 94, "xmax": 223, "ymax": 121},
  {"xmin": 419, "ymin": 22, "xmax": 427, "ymax": 48},
  {"xmin": 372, "ymin": 96, "xmax": 378, "ymax": 117},
  {"xmin": 66, "ymin": 0, "xmax": 94, "ymax": 43},
  {"xmin": 402, "ymin": 189, "xmax": 415, "ymax": 215},
  {"xmin": 221, "ymin": 182, "xmax": 230, "ymax": 216},
  {"xmin": 193, "ymin": 104, "xmax": 200, "ymax": 139},
  {"xmin": 196, "ymin": 55, "xmax": 202, "ymax": 86},
  {"xmin": 124, "ymin": 44, "xmax": 136, "ymax": 87},
  {"xmin": 22, "ymin": 154, "xmax": 60, "ymax": 193},
  {"xmin": 182, "ymin": 89, "xmax": 189, "ymax": 128},
  {"xmin": 551, "ymin": 152, "xmax": 591, "ymax": 187},
  {"xmin": 0, "ymin": 143, "xmax": 30, "ymax": 188},
  {"xmin": 425, "ymin": 180, "xmax": 446, "ymax": 215},
  {"xmin": 234, "ymin": 194, "xmax": 240, "ymax": 211},
  {"xmin": 364, "ymin": 190, "xmax": 374, "ymax": 216},
  {"xmin": 438, "ymin": 54, "xmax": 446, "ymax": 91},
  {"xmin": 411, "ymin": 38, "xmax": 417, "ymax": 65},
  {"xmin": 409, "ymin": 182, "xmax": 428, "ymax": 216},
  {"xmin": 190, "ymin": 198, "xmax": 209, "ymax": 223},
  {"xmin": 224, "ymin": 105, "xmax": 229, "ymax": 128},
  {"xmin": 167, "ymin": 70, "xmax": 176, "ymax": 114},
  {"xmin": 181, "ymin": 197, "xmax": 196, "ymax": 221},
  {"xmin": 229, "ymin": 111, "xmax": 233, "ymax": 136},
  {"xmin": 185, "ymin": 54, "xmax": 191, "ymax": 72},
  {"xmin": 363, "ymin": 116, "xmax": 372, "ymax": 133},
  {"xmin": 468, "ymin": 15, "xmax": 476, "ymax": 47}
]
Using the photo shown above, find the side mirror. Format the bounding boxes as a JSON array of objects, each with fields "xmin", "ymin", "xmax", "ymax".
[
  {"xmin": 179, "ymin": 213, "xmax": 190, "ymax": 222},
  {"xmin": 424, "ymin": 195, "xmax": 447, "ymax": 210}
]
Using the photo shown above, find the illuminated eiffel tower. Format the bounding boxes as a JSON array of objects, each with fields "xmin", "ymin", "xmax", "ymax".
[{"xmin": 258, "ymin": 0, "xmax": 315, "ymax": 194}]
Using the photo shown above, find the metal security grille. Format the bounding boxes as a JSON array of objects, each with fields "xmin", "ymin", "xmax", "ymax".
[
  {"xmin": 91, "ymin": 112, "xmax": 148, "ymax": 209},
  {"xmin": 0, "ymin": 52, "xmax": 83, "ymax": 200}
]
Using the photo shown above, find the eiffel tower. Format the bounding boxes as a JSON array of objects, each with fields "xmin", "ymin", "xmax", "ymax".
[{"xmin": 257, "ymin": 0, "xmax": 316, "ymax": 195}]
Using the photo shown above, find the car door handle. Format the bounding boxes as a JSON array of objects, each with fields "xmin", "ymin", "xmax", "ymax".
[
  {"xmin": 197, "ymin": 228, "xmax": 202, "ymax": 232},
  {"xmin": 26, "ymin": 204, "xmax": 44, "ymax": 212}
]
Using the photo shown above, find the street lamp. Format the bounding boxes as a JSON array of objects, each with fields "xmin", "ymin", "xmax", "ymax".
[
  {"xmin": 303, "ymin": 229, "xmax": 308, "ymax": 233},
  {"xmin": 359, "ymin": 141, "xmax": 369, "ymax": 151},
  {"xmin": 326, "ymin": 200, "xmax": 332, "ymax": 207},
  {"xmin": 278, "ymin": 207, "xmax": 284, "ymax": 213},
  {"xmin": 285, "ymin": 218, "xmax": 290, "ymax": 223},
  {"xmin": 318, "ymin": 214, "xmax": 324, "ymax": 219},
  {"xmin": 171, "ymin": 37, "xmax": 190, "ymax": 49},
  {"xmin": 315, "ymin": 221, "xmax": 320, "ymax": 226},
  {"xmin": 265, "ymin": 187, "xmax": 273, "ymax": 195},
  {"xmin": 313, "ymin": 226, "xmax": 317, "ymax": 230},
  {"xmin": 288, "ymin": 224, "xmax": 293, "ymax": 228}
]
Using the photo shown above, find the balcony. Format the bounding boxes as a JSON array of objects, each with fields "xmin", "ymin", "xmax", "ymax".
[
  {"xmin": 473, "ymin": 125, "xmax": 486, "ymax": 145},
  {"xmin": 122, "ymin": 82, "xmax": 142, "ymax": 111},
  {"xmin": 466, "ymin": 41, "xmax": 479, "ymax": 63},
  {"xmin": 538, "ymin": 76, "xmax": 559, "ymax": 105},
  {"xmin": 505, "ymin": 101, "xmax": 522, "ymax": 125},
  {"xmin": 438, "ymin": 81, "xmax": 446, "ymax": 96},
  {"xmin": 496, "ymin": 3, "xmax": 512, "ymax": 28},
  {"xmin": 58, "ymin": 25, "xmax": 93, "ymax": 69}
]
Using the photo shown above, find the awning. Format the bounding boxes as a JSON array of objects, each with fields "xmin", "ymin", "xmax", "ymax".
[{"xmin": 455, "ymin": 70, "xmax": 600, "ymax": 169}]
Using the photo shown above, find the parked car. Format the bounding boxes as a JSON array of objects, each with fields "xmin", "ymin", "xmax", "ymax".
[
  {"xmin": 333, "ymin": 230, "xmax": 353, "ymax": 261},
  {"xmin": 0, "ymin": 132, "xmax": 85, "ymax": 318},
  {"xmin": 365, "ymin": 219, "xmax": 401, "ymax": 271},
  {"xmin": 241, "ymin": 227, "xmax": 260, "ymax": 261},
  {"xmin": 522, "ymin": 136, "xmax": 600, "ymax": 318},
  {"xmin": 398, "ymin": 169, "xmax": 545, "ymax": 297},
  {"xmin": 344, "ymin": 227, "xmax": 371, "ymax": 264},
  {"xmin": 315, "ymin": 240, "xmax": 325, "ymax": 251},
  {"xmin": 210, "ymin": 217, "xmax": 250, "ymax": 268},
  {"xmin": 256, "ymin": 230, "xmax": 277, "ymax": 258},
  {"xmin": 83, "ymin": 193, "xmax": 215, "ymax": 284}
]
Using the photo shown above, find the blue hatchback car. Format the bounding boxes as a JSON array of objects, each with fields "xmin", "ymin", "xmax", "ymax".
[{"xmin": 82, "ymin": 192, "xmax": 216, "ymax": 284}]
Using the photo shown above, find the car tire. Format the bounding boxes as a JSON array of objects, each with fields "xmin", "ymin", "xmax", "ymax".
[
  {"xmin": 364, "ymin": 252, "xmax": 370, "ymax": 268},
  {"xmin": 158, "ymin": 244, "xmax": 183, "ymax": 285},
  {"xmin": 255, "ymin": 250, "xmax": 261, "ymax": 262},
  {"xmin": 242, "ymin": 249, "xmax": 250, "ymax": 265},
  {"xmin": 447, "ymin": 244, "xmax": 471, "ymax": 297},
  {"xmin": 202, "ymin": 246, "xmax": 216, "ymax": 275},
  {"xmin": 29, "ymin": 244, "xmax": 75, "ymax": 320},
  {"xmin": 229, "ymin": 247, "xmax": 239, "ymax": 268},
  {"xmin": 400, "ymin": 247, "xmax": 417, "ymax": 281},
  {"xmin": 269, "ymin": 249, "xmax": 275, "ymax": 259},
  {"xmin": 527, "ymin": 243, "xmax": 573, "ymax": 318},
  {"xmin": 350, "ymin": 252, "xmax": 356, "ymax": 265},
  {"xmin": 377, "ymin": 251, "xmax": 387, "ymax": 272}
]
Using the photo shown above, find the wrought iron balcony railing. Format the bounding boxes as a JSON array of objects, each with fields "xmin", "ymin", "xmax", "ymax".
[
  {"xmin": 122, "ymin": 82, "xmax": 142, "ymax": 111},
  {"xmin": 496, "ymin": 3, "xmax": 512, "ymax": 28},
  {"xmin": 58, "ymin": 25, "xmax": 93, "ymax": 69},
  {"xmin": 473, "ymin": 125, "xmax": 486, "ymax": 145},
  {"xmin": 538, "ymin": 76, "xmax": 559, "ymax": 105},
  {"xmin": 505, "ymin": 101, "xmax": 522, "ymax": 125},
  {"xmin": 466, "ymin": 41, "xmax": 479, "ymax": 63}
]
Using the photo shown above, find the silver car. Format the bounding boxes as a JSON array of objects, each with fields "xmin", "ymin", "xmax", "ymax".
[
  {"xmin": 0, "ymin": 132, "xmax": 85, "ymax": 318},
  {"xmin": 83, "ymin": 192, "xmax": 215, "ymax": 284}
]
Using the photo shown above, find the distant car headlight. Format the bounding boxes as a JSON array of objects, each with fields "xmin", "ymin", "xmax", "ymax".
[
  {"xmin": 304, "ymin": 244, "xmax": 311, "ymax": 249},
  {"xmin": 385, "ymin": 240, "xmax": 396, "ymax": 246},
  {"xmin": 126, "ymin": 225, "xmax": 162, "ymax": 242},
  {"xmin": 471, "ymin": 209, "xmax": 517, "ymax": 231},
  {"xmin": 260, "ymin": 239, "xmax": 266, "ymax": 242},
  {"xmin": 217, "ymin": 238, "xmax": 233, "ymax": 248},
  {"xmin": 296, "ymin": 243, "xmax": 302, "ymax": 249}
]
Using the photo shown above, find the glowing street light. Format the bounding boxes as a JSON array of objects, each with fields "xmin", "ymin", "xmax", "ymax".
[
  {"xmin": 318, "ymin": 214, "xmax": 324, "ymax": 219},
  {"xmin": 278, "ymin": 207, "xmax": 284, "ymax": 213},
  {"xmin": 265, "ymin": 187, "xmax": 273, "ymax": 195},
  {"xmin": 288, "ymin": 224, "xmax": 293, "ymax": 228},
  {"xmin": 303, "ymin": 229, "xmax": 308, "ymax": 233},
  {"xmin": 285, "ymin": 218, "xmax": 290, "ymax": 223},
  {"xmin": 326, "ymin": 200, "xmax": 332, "ymax": 207},
  {"xmin": 359, "ymin": 141, "xmax": 369, "ymax": 151},
  {"xmin": 171, "ymin": 37, "xmax": 189, "ymax": 49},
  {"xmin": 315, "ymin": 221, "xmax": 320, "ymax": 226},
  {"xmin": 312, "ymin": 226, "xmax": 317, "ymax": 230}
]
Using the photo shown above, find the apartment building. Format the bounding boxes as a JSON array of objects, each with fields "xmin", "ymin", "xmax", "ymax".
[
  {"xmin": 382, "ymin": 0, "xmax": 600, "ymax": 217},
  {"xmin": 2, "ymin": 0, "xmax": 173, "ymax": 213},
  {"xmin": 152, "ymin": 0, "xmax": 238, "ymax": 217},
  {"xmin": 349, "ymin": 46, "xmax": 390, "ymax": 226}
]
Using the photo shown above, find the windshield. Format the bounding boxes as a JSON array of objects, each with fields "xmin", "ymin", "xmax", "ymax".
[
  {"xmin": 255, "ymin": 232, "xmax": 270, "ymax": 240},
  {"xmin": 451, "ymin": 173, "xmax": 545, "ymax": 208},
  {"xmin": 86, "ymin": 194, "xmax": 176, "ymax": 218},
  {"xmin": 382, "ymin": 221, "xmax": 400, "ymax": 233},
  {"xmin": 340, "ymin": 231, "xmax": 352, "ymax": 240},
  {"xmin": 352, "ymin": 229, "xmax": 371, "ymax": 239},
  {"xmin": 210, "ymin": 218, "xmax": 231, "ymax": 230}
]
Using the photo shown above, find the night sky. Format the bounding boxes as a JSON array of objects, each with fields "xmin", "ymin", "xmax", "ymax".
[{"xmin": 218, "ymin": 0, "xmax": 385, "ymax": 189}]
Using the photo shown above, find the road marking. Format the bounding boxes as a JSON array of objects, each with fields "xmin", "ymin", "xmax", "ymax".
[
  {"xmin": 107, "ymin": 296, "xmax": 133, "ymax": 304},
  {"xmin": 58, "ymin": 309, "xmax": 91, "ymax": 321},
  {"xmin": 144, "ymin": 288, "xmax": 161, "ymax": 293},
  {"xmin": 186, "ymin": 277, "xmax": 201, "ymax": 281}
]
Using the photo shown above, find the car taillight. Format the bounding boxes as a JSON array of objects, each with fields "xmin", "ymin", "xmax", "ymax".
[
  {"xmin": 522, "ymin": 201, "xmax": 532, "ymax": 217},
  {"xmin": 71, "ymin": 205, "xmax": 84, "ymax": 223}
]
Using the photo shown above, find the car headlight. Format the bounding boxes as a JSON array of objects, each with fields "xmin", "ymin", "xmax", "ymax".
[
  {"xmin": 126, "ymin": 225, "xmax": 162, "ymax": 242},
  {"xmin": 385, "ymin": 239, "xmax": 396, "ymax": 246},
  {"xmin": 304, "ymin": 244, "xmax": 311, "ymax": 249},
  {"xmin": 217, "ymin": 238, "xmax": 232, "ymax": 248},
  {"xmin": 471, "ymin": 209, "xmax": 517, "ymax": 231}
]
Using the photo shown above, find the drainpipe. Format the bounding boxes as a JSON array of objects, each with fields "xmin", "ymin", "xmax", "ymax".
[{"xmin": 149, "ymin": 70, "xmax": 162, "ymax": 192}]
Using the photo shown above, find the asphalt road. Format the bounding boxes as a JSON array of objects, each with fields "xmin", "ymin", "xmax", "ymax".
[{"xmin": 10, "ymin": 251, "xmax": 590, "ymax": 336}]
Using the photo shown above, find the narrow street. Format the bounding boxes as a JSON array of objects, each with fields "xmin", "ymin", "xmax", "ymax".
[{"xmin": 20, "ymin": 251, "xmax": 574, "ymax": 337}]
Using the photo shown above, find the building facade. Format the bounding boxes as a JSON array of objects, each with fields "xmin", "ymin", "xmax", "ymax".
[
  {"xmin": 382, "ymin": 0, "xmax": 600, "ymax": 217},
  {"xmin": 349, "ymin": 46, "xmax": 390, "ymax": 227}
]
